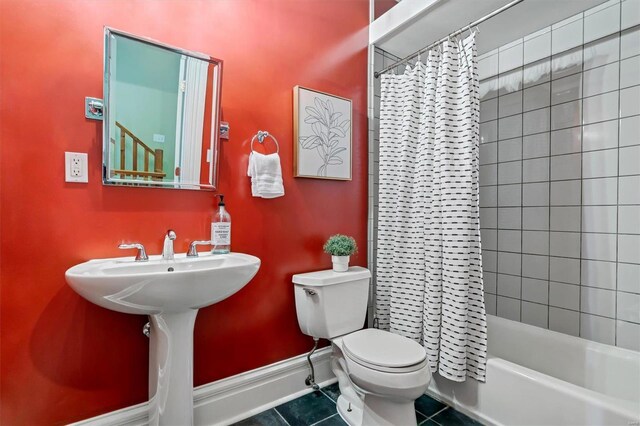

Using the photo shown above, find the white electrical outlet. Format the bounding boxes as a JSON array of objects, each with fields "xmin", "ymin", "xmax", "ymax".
[{"xmin": 65, "ymin": 152, "xmax": 88, "ymax": 183}]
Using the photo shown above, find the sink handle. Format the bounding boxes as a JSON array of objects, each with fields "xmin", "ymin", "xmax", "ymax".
[
  {"xmin": 187, "ymin": 240, "xmax": 212, "ymax": 257},
  {"xmin": 118, "ymin": 243, "xmax": 149, "ymax": 262}
]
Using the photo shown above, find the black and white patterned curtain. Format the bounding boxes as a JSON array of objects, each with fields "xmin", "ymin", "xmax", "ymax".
[{"xmin": 375, "ymin": 32, "xmax": 487, "ymax": 382}]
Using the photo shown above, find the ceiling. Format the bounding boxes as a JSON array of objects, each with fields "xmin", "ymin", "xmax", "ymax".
[{"xmin": 371, "ymin": 0, "xmax": 609, "ymax": 59}]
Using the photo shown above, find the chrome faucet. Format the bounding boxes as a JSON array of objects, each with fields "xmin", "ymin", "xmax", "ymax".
[
  {"xmin": 162, "ymin": 229, "xmax": 177, "ymax": 260},
  {"xmin": 187, "ymin": 240, "xmax": 212, "ymax": 257},
  {"xmin": 118, "ymin": 243, "xmax": 149, "ymax": 261}
]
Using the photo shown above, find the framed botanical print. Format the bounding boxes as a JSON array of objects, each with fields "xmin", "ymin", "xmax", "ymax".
[{"xmin": 293, "ymin": 86, "xmax": 352, "ymax": 180}]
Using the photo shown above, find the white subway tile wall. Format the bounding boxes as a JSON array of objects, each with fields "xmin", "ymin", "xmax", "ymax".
[
  {"xmin": 373, "ymin": 1, "xmax": 639, "ymax": 350},
  {"xmin": 584, "ymin": 34, "xmax": 620, "ymax": 69},
  {"xmin": 621, "ymin": 0, "xmax": 640, "ymax": 30},
  {"xmin": 621, "ymin": 27, "xmax": 640, "ymax": 58},
  {"xmin": 477, "ymin": 0, "xmax": 640, "ymax": 349}
]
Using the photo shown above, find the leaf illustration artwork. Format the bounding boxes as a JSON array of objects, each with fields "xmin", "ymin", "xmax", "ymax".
[{"xmin": 299, "ymin": 97, "xmax": 350, "ymax": 176}]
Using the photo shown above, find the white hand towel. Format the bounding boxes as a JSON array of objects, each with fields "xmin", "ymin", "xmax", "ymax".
[{"xmin": 247, "ymin": 152, "xmax": 284, "ymax": 198}]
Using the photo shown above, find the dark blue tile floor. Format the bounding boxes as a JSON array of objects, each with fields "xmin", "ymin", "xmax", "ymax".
[{"xmin": 232, "ymin": 382, "xmax": 483, "ymax": 426}]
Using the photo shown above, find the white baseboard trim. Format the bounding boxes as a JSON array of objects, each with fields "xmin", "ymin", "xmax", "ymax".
[{"xmin": 72, "ymin": 347, "xmax": 336, "ymax": 426}]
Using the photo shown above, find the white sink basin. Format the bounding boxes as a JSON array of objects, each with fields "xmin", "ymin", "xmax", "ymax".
[
  {"xmin": 66, "ymin": 252, "xmax": 260, "ymax": 314},
  {"xmin": 65, "ymin": 251, "xmax": 260, "ymax": 426}
]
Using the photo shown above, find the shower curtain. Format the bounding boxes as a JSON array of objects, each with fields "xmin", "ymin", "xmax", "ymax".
[
  {"xmin": 375, "ymin": 32, "xmax": 487, "ymax": 382},
  {"xmin": 176, "ymin": 56, "xmax": 209, "ymax": 186}
]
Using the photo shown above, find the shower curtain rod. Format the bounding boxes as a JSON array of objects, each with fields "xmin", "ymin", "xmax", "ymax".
[{"xmin": 374, "ymin": 0, "xmax": 525, "ymax": 78}]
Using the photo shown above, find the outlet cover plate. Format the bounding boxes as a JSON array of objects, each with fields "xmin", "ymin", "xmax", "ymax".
[{"xmin": 65, "ymin": 152, "xmax": 88, "ymax": 183}]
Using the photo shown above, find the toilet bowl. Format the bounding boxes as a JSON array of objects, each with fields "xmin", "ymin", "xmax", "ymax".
[
  {"xmin": 333, "ymin": 329, "xmax": 431, "ymax": 425},
  {"xmin": 292, "ymin": 267, "xmax": 431, "ymax": 426}
]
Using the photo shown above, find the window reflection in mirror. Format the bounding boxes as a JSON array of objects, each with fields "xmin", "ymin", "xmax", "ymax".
[{"xmin": 103, "ymin": 28, "xmax": 222, "ymax": 190}]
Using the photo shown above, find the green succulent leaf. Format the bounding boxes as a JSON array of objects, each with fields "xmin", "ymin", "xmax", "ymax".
[{"xmin": 323, "ymin": 234, "xmax": 358, "ymax": 256}]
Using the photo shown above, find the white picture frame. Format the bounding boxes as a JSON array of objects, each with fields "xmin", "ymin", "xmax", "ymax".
[{"xmin": 293, "ymin": 86, "xmax": 352, "ymax": 180}]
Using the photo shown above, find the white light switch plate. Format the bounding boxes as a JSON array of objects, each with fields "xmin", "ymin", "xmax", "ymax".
[{"xmin": 65, "ymin": 152, "xmax": 88, "ymax": 183}]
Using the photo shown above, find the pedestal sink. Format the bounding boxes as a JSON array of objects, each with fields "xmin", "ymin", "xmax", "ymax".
[{"xmin": 65, "ymin": 252, "xmax": 260, "ymax": 425}]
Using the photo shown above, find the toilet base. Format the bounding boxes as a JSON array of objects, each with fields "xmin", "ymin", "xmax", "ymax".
[
  {"xmin": 337, "ymin": 394, "xmax": 363, "ymax": 426},
  {"xmin": 338, "ymin": 392, "xmax": 419, "ymax": 426},
  {"xmin": 361, "ymin": 393, "xmax": 417, "ymax": 426}
]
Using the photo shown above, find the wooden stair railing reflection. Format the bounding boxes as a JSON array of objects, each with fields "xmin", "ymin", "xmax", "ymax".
[{"xmin": 110, "ymin": 121, "xmax": 166, "ymax": 181}]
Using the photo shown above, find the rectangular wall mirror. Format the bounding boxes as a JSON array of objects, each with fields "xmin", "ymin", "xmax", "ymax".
[{"xmin": 103, "ymin": 27, "xmax": 223, "ymax": 190}]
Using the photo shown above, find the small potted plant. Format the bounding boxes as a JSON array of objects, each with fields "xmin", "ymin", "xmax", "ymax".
[{"xmin": 323, "ymin": 234, "xmax": 358, "ymax": 272}]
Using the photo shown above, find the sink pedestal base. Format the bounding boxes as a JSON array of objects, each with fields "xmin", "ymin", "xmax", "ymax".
[
  {"xmin": 65, "ymin": 252, "xmax": 261, "ymax": 425},
  {"xmin": 148, "ymin": 310, "xmax": 198, "ymax": 426}
]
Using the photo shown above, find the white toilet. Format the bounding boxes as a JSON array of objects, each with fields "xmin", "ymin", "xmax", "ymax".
[{"xmin": 293, "ymin": 267, "xmax": 431, "ymax": 426}]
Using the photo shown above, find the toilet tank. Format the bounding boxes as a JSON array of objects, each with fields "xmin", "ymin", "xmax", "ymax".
[{"xmin": 292, "ymin": 267, "xmax": 371, "ymax": 339}]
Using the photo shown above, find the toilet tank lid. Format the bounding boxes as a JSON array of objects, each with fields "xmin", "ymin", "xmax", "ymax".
[{"xmin": 292, "ymin": 267, "xmax": 371, "ymax": 286}]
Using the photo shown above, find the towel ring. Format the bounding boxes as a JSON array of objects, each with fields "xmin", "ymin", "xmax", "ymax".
[{"xmin": 250, "ymin": 130, "xmax": 279, "ymax": 154}]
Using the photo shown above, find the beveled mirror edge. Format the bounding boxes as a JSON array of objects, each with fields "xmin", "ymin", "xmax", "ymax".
[{"xmin": 102, "ymin": 26, "xmax": 224, "ymax": 191}]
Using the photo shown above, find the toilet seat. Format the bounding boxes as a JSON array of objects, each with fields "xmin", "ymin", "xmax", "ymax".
[{"xmin": 342, "ymin": 329, "xmax": 428, "ymax": 373}]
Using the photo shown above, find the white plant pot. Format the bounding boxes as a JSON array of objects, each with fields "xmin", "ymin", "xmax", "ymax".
[{"xmin": 331, "ymin": 255, "xmax": 350, "ymax": 272}]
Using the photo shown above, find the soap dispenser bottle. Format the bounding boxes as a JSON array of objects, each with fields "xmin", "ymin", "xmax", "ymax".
[{"xmin": 211, "ymin": 194, "xmax": 231, "ymax": 254}]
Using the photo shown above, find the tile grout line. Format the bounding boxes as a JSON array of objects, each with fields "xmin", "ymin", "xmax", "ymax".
[
  {"xmin": 614, "ymin": 0, "xmax": 623, "ymax": 347},
  {"xmin": 483, "ymin": 222, "xmax": 640, "ymax": 230},
  {"xmin": 414, "ymin": 406, "xmax": 431, "ymax": 418},
  {"xmin": 520, "ymin": 40, "xmax": 526, "ymax": 322},
  {"xmin": 578, "ymin": 2, "xmax": 586, "ymax": 339},
  {"xmin": 273, "ymin": 407, "xmax": 292, "ymax": 426},
  {"xmin": 480, "ymin": 138, "xmax": 640, "ymax": 166},
  {"xmin": 481, "ymin": 110, "xmax": 640, "ymax": 135},
  {"xmin": 490, "ymin": 83, "xmax": 635, "ymax": 123},
  {"xmin": 318, "ymin": 387, "xmax": 337, "ymax": 403},
  {"xmin": 495, "ymin": 46, "xmax": 502, "ymax": 316},
  {"xmin": 480, "ymin": 174, "xmax": 640, "ymax": 188},
  {"xmin": 419, "ymin": 418, "xmax": 440, "ymax": 426},
  {"xmin": 485, "ymin": 292, "xmax": 637, "ymax": 324},
  {"xmin": 546, "ymin": 17, "xmax": 554, "ymax": 329},
  {"xmin": 426, "ymin": 406, "xmax": 450, "ymax": 421},
  {"xmin": 309, "ymin": 413, "xmax": 340, "ymax": 426}
]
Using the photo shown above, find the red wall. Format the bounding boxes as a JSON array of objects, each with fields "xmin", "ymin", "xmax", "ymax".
[
  {"xmin": 374, "ymin": 0, "xmax": 399, "ymax": 20},
  {"xmin": 0, "ymin": 1, "xmax": 369, "ymax": 424}
]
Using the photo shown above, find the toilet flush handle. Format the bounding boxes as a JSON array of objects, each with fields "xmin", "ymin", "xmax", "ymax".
[{"xmin": 303, "ymin": 288, "xmax": 317, "ymax": 296}]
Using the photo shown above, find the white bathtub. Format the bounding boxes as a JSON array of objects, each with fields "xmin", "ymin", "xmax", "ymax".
[{"xmin": 428, "ymin": 315, "xmax": 640, "ymax": 426}]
